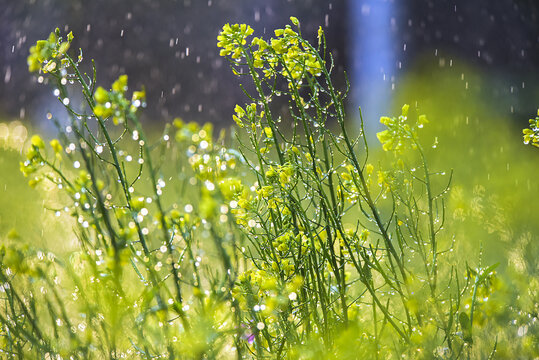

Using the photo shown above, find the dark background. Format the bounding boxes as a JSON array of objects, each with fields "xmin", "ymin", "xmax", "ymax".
[{"xmin": 1, "ymin": 0, "xmax": 538, "ymax": 129}]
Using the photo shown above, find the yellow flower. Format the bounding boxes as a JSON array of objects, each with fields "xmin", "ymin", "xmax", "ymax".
[
  {"xmin": 218, "ymin": 178, "xmax": 243, "ymax": 200},
  {"xmin": 28, "ymin": 177, "xmax": 42, "ymax": 188},
  {"xmin": 377, "ymin": 171, "xmax": 387, "ymax": 185},
  {"xmin": 257, "ymin": 185, "xmax": 273, "ymax": 199},
  {"xmin": 401, "ymin": 104, "xmax": 410, "ymax": 117},
  {"xmin": 93, "ymin": 104, "xmax": 113, "ymax": 119},
  {"xmin": 25, "ymin": 146, "xmax": 39, "ymax": 161},
  {"xmin": 50, "ymin": 139, "xmax": 63, "ymax": 153},
  {"xmin": 265, "ymin": 167, "xmax": 276, "ymax": 179},
  {"xmin": 365, "ymin": 163, "xmax": 374, "ymax": 175},
  {"xmin": 317, "ymin": 26, "xmax": 324, "ymax": 40},
  {"xmin": 380, "ymin": 116, "xmax": 391, "ymax": 125},
  {"xmin": 360, "ymin": 229, "xmax": 370, "ymax": 241},
  {"xmin": 271, "ymin": 39, "xmax": 286, "ymax": 54},
  {"xmin": 132, "ymin": 88, "xmax": 146, "ymax": 102},
  {"xmin": 263, "ymin": 127, "xmax": 273, "ymax": 138},
  {"xmin": 130, "ymin": 197, "xmax": 145, "ymax": 211},
  {"xmin": 31, "ymin": 134, "xmax": 45, "ymax": 149},
  {"xmin": 94, "ymin": 87, "xmax": 109, "ymax": 104}
]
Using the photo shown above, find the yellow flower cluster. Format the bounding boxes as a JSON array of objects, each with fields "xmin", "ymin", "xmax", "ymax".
[
  {"xmin": 174, "ymin": 118, "xmax": 213, "ymax": 145},
  {"xmin": 272, "ymin": 230, "xmax": 311, "ymax": 256},
  {"xmin": 339, "ymin": 164, "xmax": 360, "ymax": 203},
  {"xmin": 522, "ymin": 109, "xmax": 539, "ymax": 147},
  {"xmin": 265, "ymin": 163, "xmax": 295, "ymax": 188},
  {"xmin": 27, "ymin": 29, "xmax": 73, "ymax": 73},
  {"xmin": 234, "ymin": 269, "xmax": 303, "ymax": 314},
  {"xmin": 187, "ymin": 144, "xmax": 237, "ymax": 183},
  {"xmin": 0, "ymin": 243, "xmax": 45, "ymax": 277},
  {"xmin": 232, "ymin": 103, "xmax": 265, "ymax": 129},
  {"xmin": 218, "ymin": 177, "xmax": 244, "ymax": 201},
  {"xmin": 93, "ymin": 75, "xmax": 146, "ymax": 124},
  {"xmin": 217, "ymin": 18, "xmax": 323, "ymax": 83},
  {"xmin": 376, "ymin": 104, "xmax": 428, "ymax": 153},
  {"xmin": 229, "ymin": 191, "xmax": 254, "ymax": 227},
  {"xmin": 217, "ymin": 23, "xmax": 254, "ymax": 59},
  {"xmin": 377, "ymin": 170, "xmax": 394, "ymax": 193},
  {"xmin": 20, "ymin": 134, "xmax": 63, "ymax": 186},
  {"xmin": 273, "ymin": 28, "xmax": 322, "ymax": 80}
]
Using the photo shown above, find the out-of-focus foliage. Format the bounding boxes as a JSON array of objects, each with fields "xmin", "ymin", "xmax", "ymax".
[
  {"xmin": 390, "ymin": 62, "xmax": 539, "ymax": 358},
  {"xmin": 0, "ymin": 121, "xmax": 73, "ymax": 253}
]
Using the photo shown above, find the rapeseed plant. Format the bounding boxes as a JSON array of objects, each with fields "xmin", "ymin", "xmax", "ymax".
[{"xmin": 0, "ymin": 18, "xmax": 532, "ymax": 359}]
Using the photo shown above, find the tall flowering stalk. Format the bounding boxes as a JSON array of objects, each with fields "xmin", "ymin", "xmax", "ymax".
[{"xmin": 217, "ymin": 18, "xmax": 496, "ymax": 358}]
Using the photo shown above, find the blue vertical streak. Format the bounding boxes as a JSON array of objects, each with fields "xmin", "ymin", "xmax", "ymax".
[{"xmin": 349, "ymin": 0, "xmax": 394, "ymax": 133}]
